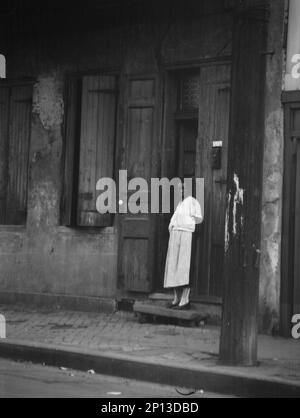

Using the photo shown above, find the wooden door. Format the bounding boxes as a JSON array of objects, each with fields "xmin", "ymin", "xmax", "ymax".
[
  {"xmin": 196, "ymin": 64, "xmax": 231, "ymax": 298},
  {"xmin": 281, "ymin": 95, "xmax": 300, "ymax": 335},
  {"xmin": 118, "ymin": 76, "xmax": 159, "ymax": 293}
]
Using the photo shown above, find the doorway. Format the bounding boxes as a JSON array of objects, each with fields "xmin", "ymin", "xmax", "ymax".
[{"xmin": 160, "ymin": 63, "xmax": 231, "ymax": 301}]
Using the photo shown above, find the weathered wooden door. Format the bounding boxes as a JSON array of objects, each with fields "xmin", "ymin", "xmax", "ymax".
[
  {"xmin": 118, "ymin": 76, "xmax": 160, "ymax": 293},
  {"xmin": 281, "ymin": 94, "xmax": 300, "ymax": 335},
  {"xmin": 195, "ymin": 63, "xmax": 231, "ymax": 299}
]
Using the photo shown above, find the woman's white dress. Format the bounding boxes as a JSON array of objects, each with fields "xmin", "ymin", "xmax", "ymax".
[{"xmin": 164, "ymin": 197, "xmax": 203, "ymax": 289}]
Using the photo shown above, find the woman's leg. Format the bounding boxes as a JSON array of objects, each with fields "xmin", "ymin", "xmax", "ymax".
[
  {"xmin": 166, "ymin": 287, "xmax": 180, "ymax": 308},
  {"xmin": 172, "ymin": 288, "xmax": 180, "ymax": 305},
  {"xmin": 178, "ymin": 286, "xmax": 191, "ymax": 307}
]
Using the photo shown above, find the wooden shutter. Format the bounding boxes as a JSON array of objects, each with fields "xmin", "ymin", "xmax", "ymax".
[
  {"xmin": 77, "ymin": 75, "xmax": 117, "ymax": 227},
  {"xmin": 0, "ymin": 84, "xmax": 32, "ymax": 225},
  {"xmin": 5, "ymin": 85, "xmax": 32, "ymax": 225},
  {"xmin": 0, "ymin": 86, "xmax": 10, "ymax": 223},
  {"xmin": 61, "ymin": 77, "xmax": 81, "ymax": 226}
]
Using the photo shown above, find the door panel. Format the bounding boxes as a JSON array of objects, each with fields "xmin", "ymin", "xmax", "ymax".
[
  {"xmin": 122, "ymin": 238, "xmax": 149, "ymax": 292},
  {"xmin": 126, "ymin": 107, "xmax": 153, "ymax": 180},
  {"xmin": 118, "ymin": 76, "xmax": 159, "ymax": 293}
]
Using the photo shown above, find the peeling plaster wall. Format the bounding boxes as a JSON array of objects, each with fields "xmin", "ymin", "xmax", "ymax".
[
  {"xmin": 0, "ymin": 70, "xmax": 118, "ymax": 299},
  {"xmin": 259, "ymin": 0, "xmax": 285, "ymax": 334}
]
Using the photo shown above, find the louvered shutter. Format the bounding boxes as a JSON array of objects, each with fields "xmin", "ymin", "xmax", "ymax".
[{"xmin": 77, "ymin": 75, "xmax": 117, "ymax": 227}]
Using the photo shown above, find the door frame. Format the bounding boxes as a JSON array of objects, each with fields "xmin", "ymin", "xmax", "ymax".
[
  {"xmin": 159, "ymin": 59, "xmax": 231, "ymax": 303},
  {"xmin": 281, "ymin": 90, "xmax": 300, "ymax": 336}
]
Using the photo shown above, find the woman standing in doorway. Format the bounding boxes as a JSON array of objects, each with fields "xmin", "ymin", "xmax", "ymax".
[{"xmin": 164, "ymin": 182, "xmax": 203, "ymax": 310}]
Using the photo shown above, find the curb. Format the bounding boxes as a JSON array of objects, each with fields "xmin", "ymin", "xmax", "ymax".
[{"xmin": 0, "ymin": 339, "xmax": 300, "ymax": 398}]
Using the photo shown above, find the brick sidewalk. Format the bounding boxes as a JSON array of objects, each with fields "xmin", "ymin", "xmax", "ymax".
[
  {"xmin": 1, "ymin": 304, "xmax": 300, "ymax": 383},
  {"xmin": 0, "ymin": 305, "xmax": 220, "ymax": 365}
]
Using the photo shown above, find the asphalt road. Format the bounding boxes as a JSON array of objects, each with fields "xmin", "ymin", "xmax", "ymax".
[{"xmin": 0, "ymin": 358, "xmax": 234, "ymax": 398}]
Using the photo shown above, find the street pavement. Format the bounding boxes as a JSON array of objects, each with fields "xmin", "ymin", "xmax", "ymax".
[
  {"xmin": 0, "ymin": 359, "xmax": 234, "ymax": 398},
  {"xmin": 0, "ymin": 305, "xmax": 299, "ymax": 395}
]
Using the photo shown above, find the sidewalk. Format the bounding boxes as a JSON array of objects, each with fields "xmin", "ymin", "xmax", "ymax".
[{"xmin": 0, "ymin": 304, "xmax": 299, "ymax": 397}]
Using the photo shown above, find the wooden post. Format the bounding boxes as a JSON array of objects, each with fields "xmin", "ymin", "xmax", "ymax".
[{"xmin": 219, "ymin": 1, "xmax": 270, "ymax": 366}]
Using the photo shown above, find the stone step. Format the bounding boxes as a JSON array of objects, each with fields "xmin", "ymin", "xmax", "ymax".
[
  {"xmin": 134, "ymin": 302, "xmax": 208, "ymax": 327},
  {"xmin": 148, "ymin": 293, "xmax": 222, "ymax": 325}
]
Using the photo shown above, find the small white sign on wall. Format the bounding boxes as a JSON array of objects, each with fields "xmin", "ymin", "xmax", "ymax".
[{"xmin": 213, "ymin": 141, "xmax": 223, "ymax": 148}]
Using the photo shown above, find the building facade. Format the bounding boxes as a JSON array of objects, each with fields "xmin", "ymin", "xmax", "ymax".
[{"xmin": 0, "ymin": 0, "xmax": 294, "ymax": 335}]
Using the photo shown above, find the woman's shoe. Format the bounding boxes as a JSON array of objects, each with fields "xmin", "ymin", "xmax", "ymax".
[
  {"xmin": 175, "ymin": 302, "xmax": 191, "ymax": 311},
  {"xmin": 166, "ymin": 301, "xmax": 179, "ymax": 309}
]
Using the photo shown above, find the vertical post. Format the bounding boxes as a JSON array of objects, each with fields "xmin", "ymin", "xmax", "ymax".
[{"xmin": 220, "ymin": 1, "xmax": 269, "ymax": 366}]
